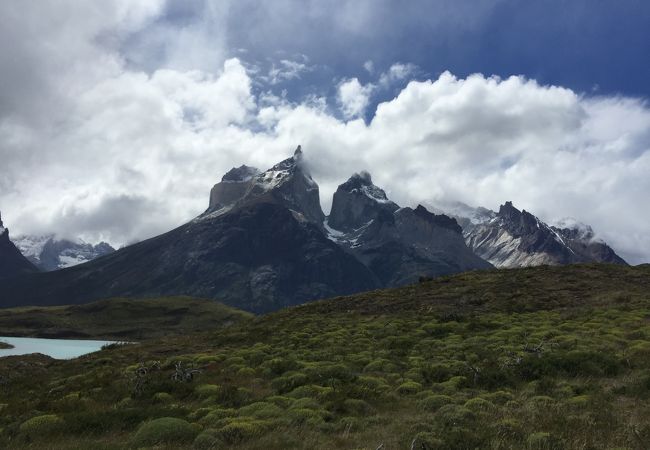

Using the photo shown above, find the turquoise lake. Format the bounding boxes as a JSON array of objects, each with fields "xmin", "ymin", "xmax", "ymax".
[{"xmin": 0, "ymin": 336, "xmax": 115, "ymax": 359}]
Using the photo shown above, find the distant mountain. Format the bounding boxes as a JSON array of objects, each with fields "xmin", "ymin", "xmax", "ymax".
[
  {"xmin": 0, "ymin": 212, "xmax": 39, "ymax": 279},
  {"xmin": 0, "ymin": 147, "xmax": 377, "ymax": 313},
  {"xmin": 0, "ymin": 146, "xmax": 493, "ymax": 312},
  {"xmin": 325, "ymin": 173, "xmax": 492, "ymax": 286},
  {"xmin": 430, "ymin": 200, "xmax": 627, "ymax": 268},
  {"xmin": 13, "ymin": 235, "xmax": 115, "ymax": 271}
]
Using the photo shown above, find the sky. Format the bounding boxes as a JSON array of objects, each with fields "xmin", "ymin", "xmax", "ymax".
[{"xmin": 0, "ymin": 0, "xmax": 649, "ymax": 264}]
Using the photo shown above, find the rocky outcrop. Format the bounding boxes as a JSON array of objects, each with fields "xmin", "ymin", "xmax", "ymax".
[
  {"xmin": 325, "ymin": 176, "xmax": 492, "ymax": 287},
  {"xmin": 442, "ymin": 201, "xmax": 628, "ymax": 268},
  {"xmin": 328, "ymin": 171, "xmax": 398, "ymax": 231},
  {"xmin": 208, "ymin": 165, "xmax": 260, "ymax": 211}
]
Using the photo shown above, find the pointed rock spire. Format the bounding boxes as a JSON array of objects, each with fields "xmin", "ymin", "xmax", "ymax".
[{"xmin": 328, "ymin": 171, "xmax": 398, "ymax": 231}]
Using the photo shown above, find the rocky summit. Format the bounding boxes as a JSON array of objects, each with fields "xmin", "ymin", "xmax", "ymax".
[
  {"xmin": 326, "ymin": 174, "xmax": 492, "ymax": 287},
  {"xmin": 434, "ymin": 200, "xmax": 627, "ymax": 268}
]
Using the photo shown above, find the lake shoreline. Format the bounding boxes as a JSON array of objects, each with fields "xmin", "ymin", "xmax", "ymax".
[
  {"xmin": 0, "ymin": 336, "xmax": 118, "ymax": 360},
  {"xmin": 0, "ymin": 341, "xmax": 14, "ymax": 349}
]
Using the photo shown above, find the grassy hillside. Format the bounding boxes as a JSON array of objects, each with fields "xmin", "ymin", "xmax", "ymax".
[
  {"xmin": 0, "ymin": 297, "xmax": 253, "ymax": 340},
  {"xmin": 1, "ymin": 264, "xmax": 650, "ymax": 449}
]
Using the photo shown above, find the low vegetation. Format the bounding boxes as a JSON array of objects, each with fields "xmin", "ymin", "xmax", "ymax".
[
  {"xmin": 0, "ymin": 341, "xmax": 13, "ymax": 349},
  {"xmin": 0, "ymin": 296, "xmax": 253, "ymax": 340},
  {"xmin": 0, "ymin": 264, "xmax": 649, "ymax": 449}
]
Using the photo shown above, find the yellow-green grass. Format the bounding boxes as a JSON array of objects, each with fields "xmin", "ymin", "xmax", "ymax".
[
  {"xmin": 0, "ymin": 264, "xmax": 649, "ymax": 449},
  {"xmin": 0, "ymin": 296, "xmax": 253, "ymax": 340}
]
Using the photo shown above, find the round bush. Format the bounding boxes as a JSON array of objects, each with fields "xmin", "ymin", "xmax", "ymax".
[
  {"xmin": 153, "ymin": 392, "xmax": 173, "ymax": 403},
  {"xmin": 464, "ymin": 397, "xmax": 496, "ymax": 412},
  {"xmin": 396, "ymin": 380, "xmax": 423, "ymax": 395},
  {"xmin": 238, "ymin": 402, "xmax": 283, "ymax": 419},
  {"xmin": 131, "ymin": 417, "xmax": 198, "ymax": 447},
  {"xmin": 218, "ymin": 419, "xmax": 268, "ymax": 443},
  {"xmin": 196, "ymin": 384, "xmax": 221, "ymax": 398},
  {"xmin": 193, "ymin": 428, "xmax": 223, "ymax": 450},
  {"xmin": 417, "ymin": 394, "xmax": 453, "ymax": 412},
  {"xmin": 19, "ymin": 414, "xmax": 64, "ymax": 438}
]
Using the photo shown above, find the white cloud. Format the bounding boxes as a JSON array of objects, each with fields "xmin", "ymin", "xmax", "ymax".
[
  {"xmin": 262, "ymin": 58, "xmax": 312, "ymax": 85},
  {"xmin": 337, "ymin": 78, "xmax": 375, "ymax": 119},
  {"xmin": 378, "ymin": 62, "xmax": 417, "ymax": 88}
]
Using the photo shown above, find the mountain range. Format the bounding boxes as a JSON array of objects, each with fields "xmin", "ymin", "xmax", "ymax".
[
  {"xmin": 429, "ymin": 200, "xmax": 626, "ymax": 268},
  {"xmin": 0, "ymin": 146, "xmax": 627, "ymax": 312},
  {"xmin": 13, "ymin": 235, "xmax": 115, "ymax": 271}
]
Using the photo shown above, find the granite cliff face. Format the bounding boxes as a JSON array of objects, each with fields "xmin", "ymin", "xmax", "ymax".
[
  {"xmin": 0, "ymin": 212, "xmax": 39, "ymax": 279},
  {"xmin": 325, "ymin": 175, "xmax": 492, "ymax": 287}
]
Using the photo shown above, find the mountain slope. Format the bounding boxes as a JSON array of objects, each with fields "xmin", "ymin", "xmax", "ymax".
[
  {"xmin": 0, "ymin": 149, "xmax": 377, "ymax": 313},
  {"xmin": 434, "ymin": 201, "xmax": 627, "ymax": 268},
  {"xmin": 325, "ymin": 173, "xmax": 492, "ymax": 286},
  {"xmin": 0, "ymin": 212, "xmax": 39, "ymax": 279},
  {"xmin": 0, "ymin": 201, "xmax": 377, "ymax": 313}
]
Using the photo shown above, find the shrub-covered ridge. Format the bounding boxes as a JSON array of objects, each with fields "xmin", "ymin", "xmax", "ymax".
[{"xmin": 0, "ymin": 264, "xmax": 649, "ymax": 449}]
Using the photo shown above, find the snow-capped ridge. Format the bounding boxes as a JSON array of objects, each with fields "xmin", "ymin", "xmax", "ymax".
[{"xmin": 13, "ymin": 234, "xmax": 115, "ymax": 271}]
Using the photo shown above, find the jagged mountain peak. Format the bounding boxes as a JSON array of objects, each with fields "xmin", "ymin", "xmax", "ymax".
[
  {"xmin": 552, "ymin": 217, "xmax": 596, "ymax": 241},
  {"xmin": 205, "ymin": 146, "xmax": 324, "ymax": 224},
  {"xmin": 437, "ymin": 201, "xmax": 627, "ymax": 268},
  {"xmin": 221, "ymin": 165, "xmax": 260, "ymax": 183},
  {"xmin": 328, "ymin": 172, "xmax": 398, "ymax": 231}
]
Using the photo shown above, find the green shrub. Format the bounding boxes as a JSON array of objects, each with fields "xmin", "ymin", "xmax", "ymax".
[
  {"xmin": 218, "ymin": 419, "xmax": 269, "ymax": 443},
  {"xmin": 526, "ymin": 431, "xmax": 560, "ymax": 449},
  {"xmin": 464, "ymin": 397, "xmax": 496, "ymax": 412},
  {"xmin": 417, "ymin": 394, "xmax": 453, "ymax": 412},
  {"xmin": 413, "ymin": 432, "xmax": 445, "ymax": 449},
  {"xmin": 19, "ymin": 414, "xmax": 64, "ymax": 438},
  {"xmin": 481, "ymin": 390, "xmax": 514, "ymax": 404},
  {"xmin": 396, "ymin": 381, "xmax": 422, "ymax": 395},
  {"xmin": 342, "ymin": 398, "xmax": 372, "ymax": 415},
  {"xmin": 287, "ymin": 385, "xmax": 334, "ymax": 400},
  {"xmin": 237, "ymin": 367, "xmax": 256, "ymax": 377},
  {"xmin": 153, "ymin": 392, "xmax": 173, "ymax": 403},
  {"xmin": 492, "ymin": 418, "xmax": 524, "ymax": 441},
  {"xmin": 287, "ymin": 408, "xmax": 326, "ymax": 426},
  {"xmin": 199, "ymin": 408, "xmax": 237, "ymax": 426},
  {"xmin": 353, "ymin": 375, "xmax": 390, "ymax": 399},
  {"xmin": 196, "ymin": 384, "xmax": 221, "ymax": 398},
  {"xmin": 271, "ymin": 372, "xmax": 308, "ymax": 393},
  {"xmin": 193, "ymin": 428, "xmax": 223, "ymax": 449},
  {"xmin": 435, "ymin": 405, "xmax": 476, "ymax": 427},
  {"xmin": 238, "ymin": 402, "xmax": 283, "ymax": 419},
  {"xmin": 131, "ymin": 417, "xmax": 198, "ymax": 447}
]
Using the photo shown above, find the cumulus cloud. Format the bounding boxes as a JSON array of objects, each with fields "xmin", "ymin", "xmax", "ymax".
[
  {"xmin": 337, "ymin": 78, "xmax": 375, "ymax": 119},
  {"xmin": 1, "ymin": 1, "xmax": 649, "ymax": 265}
]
